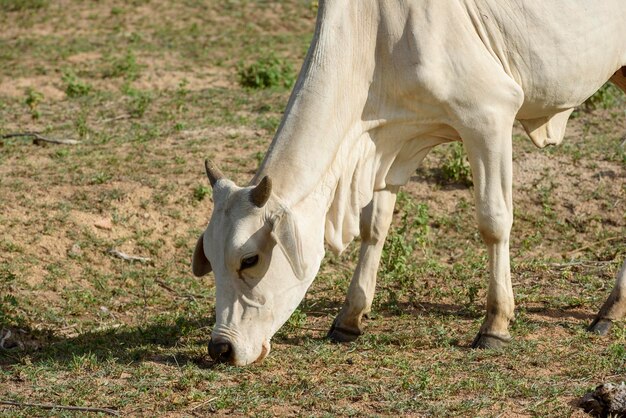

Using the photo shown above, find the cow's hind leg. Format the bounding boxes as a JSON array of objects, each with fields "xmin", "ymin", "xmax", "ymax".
[
  {"xmin": 328, "ymin": 186, "xmax": 398, "ymax": 342},
  {"xmin": 588, "ymin": 260, "xmax": 626, "ymax": 336},
  {"xmin": 587, "ymin": 68, "xmax": 626, "ymax": 335}
]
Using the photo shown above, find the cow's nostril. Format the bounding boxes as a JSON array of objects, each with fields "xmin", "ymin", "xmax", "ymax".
[{"xmin": 208, "ymin": 338, "xmax": 233, "ymax": 362}]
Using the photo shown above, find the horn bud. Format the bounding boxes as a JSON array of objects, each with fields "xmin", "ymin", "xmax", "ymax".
[
  {"xmin": 204, "ymin": 159, "xmax": 225, "ymax": 187},
  {"xmin": 250, "ymin": 176, "xmax": 272, "ymax": 208}
]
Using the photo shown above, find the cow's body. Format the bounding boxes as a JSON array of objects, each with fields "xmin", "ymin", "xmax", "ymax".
[{"xmin": 193, "ymin": 0, "xmax": 626, "ymax": 365}]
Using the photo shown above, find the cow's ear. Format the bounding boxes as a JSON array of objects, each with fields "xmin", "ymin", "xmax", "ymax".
[
  {"xmin": 192, "ymin": 232, "xmax": 212, "ymax": 277},
  {"xmin": 271, "ymin": 209, "xmax": 307, "ymax": 281}
]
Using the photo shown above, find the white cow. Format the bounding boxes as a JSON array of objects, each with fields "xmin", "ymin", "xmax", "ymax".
[{"xmin": 193, "ymin": 0, "xmax": 626, "ymax": 365}]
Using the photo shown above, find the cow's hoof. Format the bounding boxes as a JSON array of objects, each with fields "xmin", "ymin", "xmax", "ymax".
[
  {"xmin": 471, "ymin": 333, "xmax": 510, "ymax": 349},
  {"xmin": 587, "ymin": 318, "xmax": 612, "ymax": 336},
  {"xmin": 327, "ymin": 324, "xmax": 361, "ymax": 343}
]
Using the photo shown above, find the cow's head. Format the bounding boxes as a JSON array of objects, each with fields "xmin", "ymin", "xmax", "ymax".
[{"xmin": 192, "ymin": 161, "xmax": 321, "ymax": 365}]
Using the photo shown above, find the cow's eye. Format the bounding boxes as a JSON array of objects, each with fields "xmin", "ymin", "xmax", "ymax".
[{"xmin": 240, "ymin": 255, "xmax": 259, "ymax": 270}]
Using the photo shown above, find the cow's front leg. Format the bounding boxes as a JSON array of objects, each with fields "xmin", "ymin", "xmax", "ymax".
[
  {"xmin": 461, "ymin": 122, "xmax": 515, "ymax": 349},
  {"xmin": 588, "ymin": 260, "xmax": 626, "ymax": 335},
  {"xmin": 328, "ymin": 186, "xmax": 398, "ymax": 343}
]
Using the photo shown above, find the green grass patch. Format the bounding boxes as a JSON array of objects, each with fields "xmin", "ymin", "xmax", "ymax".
[
  {"xmin": 238, "ymin": 53, "xmax": 296, "ymax": 89},
  {"xmin": 0, "ymin": 0, "xmax": 47, "ymax": 12}
]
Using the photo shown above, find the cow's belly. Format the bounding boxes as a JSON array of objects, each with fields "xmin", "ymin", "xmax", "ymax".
[
  {"xmin": 514, "ymin": 48, "xmax": 624, "ymax": 147},
  {"xmin": 515, "ymin": 62, "xmax": 619, "ymax": 121},
  {"xmin": 479, "ymin": 0, "xmax": 626, "ymax": 119},
  {"xmin": 474, "ymin": 0, "xmax": 626, "ymax": 146}
]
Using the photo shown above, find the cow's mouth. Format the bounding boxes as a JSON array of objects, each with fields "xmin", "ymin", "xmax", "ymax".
[{"xmin": 254, "ymin": 340, "xmax": 270, "ymax": 363}]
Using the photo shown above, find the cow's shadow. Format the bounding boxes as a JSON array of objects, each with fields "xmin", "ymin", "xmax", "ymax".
[
  {"xmin": 0, "ymin": 297, "xmax": 597, "ymax": 368},
  {"xmin": 279, "ymin": 297, "xmax": 598, "ymax": 349},
  {"xmin": 273, "ymin": 297, "xmax": 484, "ymax": 348},
  {"xmin": 0, "ymin": 298, "xmax": 476, "ymax": 367},
  {"xmin": 0, "ymin": 315, "xmax": 216, "ymax": 369}
]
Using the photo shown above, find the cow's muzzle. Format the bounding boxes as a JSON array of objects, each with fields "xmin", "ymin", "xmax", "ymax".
[{"xmin": 208, "ymin": 338, "xmax": 233, "ymax": 363}]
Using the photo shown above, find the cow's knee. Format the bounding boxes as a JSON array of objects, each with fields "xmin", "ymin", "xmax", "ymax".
[
  {"xmin": 476, "ymin": 207, "xmax": 511, "ymax": 245},
  {"xmin": 359, "ymin": 216, "xmax": 382, "ymax": 246},
  {"xmin": 359, "ymin": 196, "xmax": 395, "ymax": 245}
]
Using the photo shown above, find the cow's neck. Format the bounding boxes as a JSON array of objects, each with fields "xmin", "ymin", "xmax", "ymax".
[{"xmin": 254, "ymin": 2, "xmax": 379, "ymax": 208}]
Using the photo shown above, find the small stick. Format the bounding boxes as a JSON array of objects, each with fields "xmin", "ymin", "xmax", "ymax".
[
  {"xmin": 97, "ymin": 114, "xmax": 131, "ymax": 124},
  {"xmin": 108, "ymin": 249, "xmax": 151, "ymax": 263},
  {"xmin": 0, "ymin": 400, "xmax": 120, "ymax": 416},
  {"xmin": 566, "ymin": 236, "xmax": 622, "ymax": 256},
  {"xmin": 0, "ymin": 132, "xmax": 81, "ymax": 145},
  {"xmin": 154, "ymin": 279, "xmax": 210, "ymax": 300},
  {"xmin": 548, "ymin": 260, "xmax": 614, "ymax": 269},
  {"xmin": 155, "ymin": 278, "xmax": 176, "ymax": 293},
  {"xmin": 188, "ymin": 397, "xmax": 218, "ymax": 412}
]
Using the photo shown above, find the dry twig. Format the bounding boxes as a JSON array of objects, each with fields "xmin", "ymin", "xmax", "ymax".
[
  {"xmin": 154, "ymin": 278, "xmax": 211, "ymax": 301},
  {"xmin": 188, "ymin": 397, "xmax": 218, "ymax": 412},
  {"xmin": 97, "ymin": 114, "xmax": 131, "ymax": 124},
  {"xmin": 0, "ymin": 132, "xmax": 81, "ymax": 145},
  {"xmin": 108, "ymin": 249, "xmax": 151, "ymax": 263},
  {"xmin": 155, "ymin": 278, "xmax": 177, "ymax": 293},
  {"xmin": 566, "ymin": 236, "xmax": 622, "ymax": 256},
  {"xmin": 548, "ymin": 260, "xmax": 614, "ymax": 269},
  {"xmin": 0, "ymin": 400, "xmax": 120, "ymax": 416}
]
